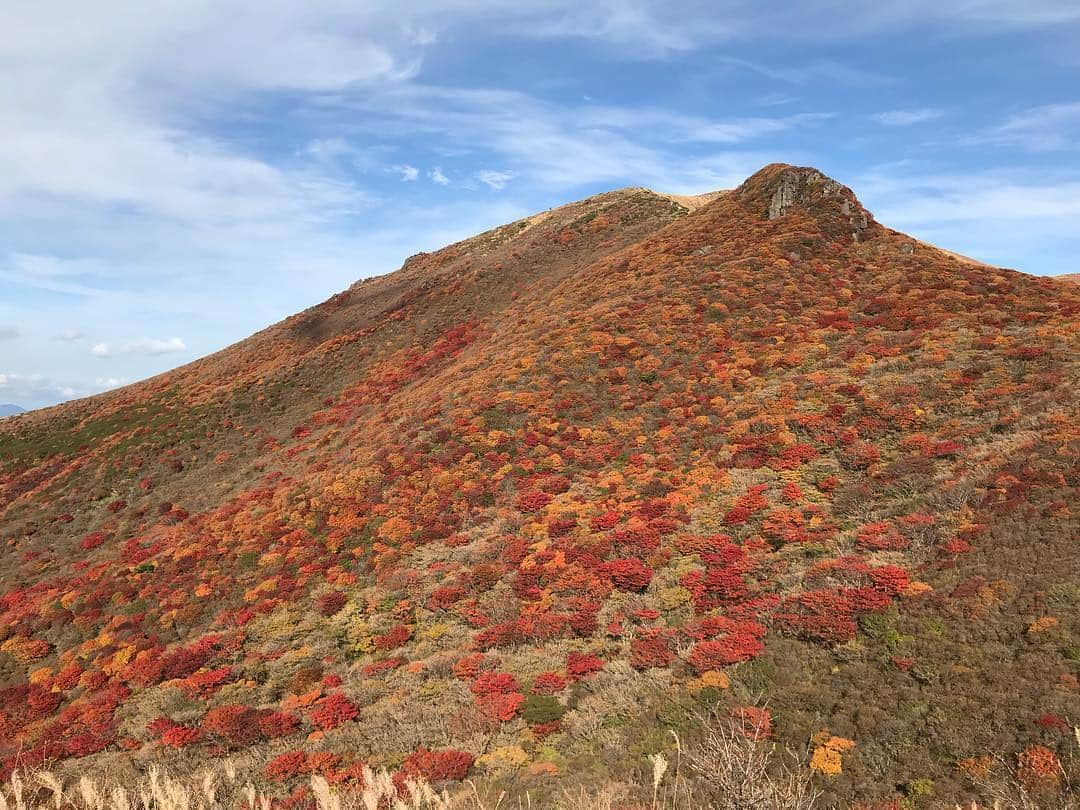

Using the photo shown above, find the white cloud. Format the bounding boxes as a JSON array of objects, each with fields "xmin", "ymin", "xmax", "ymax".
[
  {"xmin": 476, "ymin": 169, "xmax": 514, "ymax": 190},
  {"xmin": 986, "ymin": 102, "xmax": 1080, "ymax": 150},
  {"xmin": 55, "ymin": 329, "xmax": 84, "ymax": 342},
  {"xmin": 2, "ymin": 0, "xmax": 1077, "ymax": 409},
  {"xmin": 329, "ymin": 86, "xmax": 819, "ymax": 193},
  {"xmin": 123, "ymin": 337, "xmax": 187, "ymax": 355},
  {"xmin": 0, "ymin": 326, "xmax": 18, "ymax": 340},
  {"xmin": 853, "ymin": 164, "xmax": 1080, "ymax": 274},
  {"xmin": 92, "ymin": 337, "xmax": 187, "ymax": 358},
  {"xmin": 875, "ymin": 108, "xmax": 944, "ymax": 126},
  {"xmin": 0, "ymin": 370, "xmax": 85, "ymax": 405}
]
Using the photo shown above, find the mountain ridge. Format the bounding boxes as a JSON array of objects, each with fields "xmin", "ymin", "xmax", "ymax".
[{"xmin": 0, "ymin": 164, "xmax": 1077, "ymax": 807}]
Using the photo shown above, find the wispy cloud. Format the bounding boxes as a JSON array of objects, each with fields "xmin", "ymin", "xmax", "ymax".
[
  {"xmin": 476, "ymin": 169, "xmax": 514, "ymax": 190},
  {"xmin": 875, "ymin": 108, "xmax": 944, "ymax": 126},
  {"xmin": 91, "ymin": 337, "xmax": 187, "ymax": 359},
  {"xmin": 3, "ymin": 1, "xmax": 1078, "ymax": 408},
  {"xmin": 985, "ymin": 102, "xmax": 1080, "ymax": 150},
  {"xmin": 0, "ymin": 326, "xmax": 18, "ymax": 340},
  {"xmin": 124, "ymin": 337, "xmax": 187, "ymax": 355},
  {"xmin": 324, "ymin": 85, "xmax": 824, "ymax": 192},
  {"xmin": 854, "ymin": 163, "xmax": 1080, "ymax": 273},
  {"xmin": 0, "ymin": 371, "xmax": 82, "ymax": 404}
]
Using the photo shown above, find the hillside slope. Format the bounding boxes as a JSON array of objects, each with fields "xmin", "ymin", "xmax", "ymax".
[{"xmin": 1, "ymin": 165, "xmax": 1077, "ymax": 807}]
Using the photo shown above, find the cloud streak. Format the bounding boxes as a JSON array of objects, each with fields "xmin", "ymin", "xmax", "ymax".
[
  {"xmin": 875, "ymin": 108, "xmax": 944, "ymax": 126},
  {"xmin": 91, "ymin": 337, "xmax": 187, "ymax": 358}
]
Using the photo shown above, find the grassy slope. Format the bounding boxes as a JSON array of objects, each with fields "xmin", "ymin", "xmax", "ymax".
[{"xmin": 1, "ymin": 165, "xmax": 1077, "ymax": 807}]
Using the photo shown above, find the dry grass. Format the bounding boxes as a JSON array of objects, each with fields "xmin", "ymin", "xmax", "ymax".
[
  {"xmin": 2, "ymin": 725, "xmax": 1077, "ymax": 810},
  {"xmin": 0, "ymin": 765, "xmax": 470, "ymax": 810}
]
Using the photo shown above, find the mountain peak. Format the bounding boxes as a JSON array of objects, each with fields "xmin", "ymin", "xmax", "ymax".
[
  {"xmin": 735, "ymin": 163, "xmax": 875, "ymax": 241},
  {"xmin": 1, "ymin": 163, "xmax": 1078, "ymax": 807}
]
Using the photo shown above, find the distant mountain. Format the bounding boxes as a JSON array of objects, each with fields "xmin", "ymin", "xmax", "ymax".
[
  {"xmin": 0, "ymin": 404, "xmax": 24, "ymax": 417},
  {"xmin": 0, "ymin": 164, "xmax": 1077, "ymax": 806}
]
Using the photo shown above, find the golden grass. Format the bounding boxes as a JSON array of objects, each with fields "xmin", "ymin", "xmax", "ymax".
[{"xmin": 1, "ymin": 725, "xmax": 1076, "ymax": 809}]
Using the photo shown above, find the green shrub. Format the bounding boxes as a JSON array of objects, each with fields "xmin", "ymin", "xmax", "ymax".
[{"xmin": 522, "ymin": 694, "xmax": 565, "ymax": 725}]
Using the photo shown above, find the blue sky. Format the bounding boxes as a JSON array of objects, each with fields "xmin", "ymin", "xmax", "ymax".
[{"xmin": 1, "ymin": 1, "xmax": 1079, "ymax": 409}]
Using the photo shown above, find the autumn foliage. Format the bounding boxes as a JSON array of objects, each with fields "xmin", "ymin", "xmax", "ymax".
[{"xmin": 0, "ymin": 164, "xmax": 1076, "ymax": 807}]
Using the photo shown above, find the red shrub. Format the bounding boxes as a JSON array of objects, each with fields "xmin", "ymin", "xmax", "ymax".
[
  {"xmin": 531, "ymin": 719, "xmax": 561, "ymax": 737},
  {"xmin": 686, "ymin": 635, "xmax": 763, "ymax": 673},
  {"xmin": 476, "ymin": 692, "xmax": 524, "ymax": 722},
  {"xmin": 856, "ymin": 522, "xmax": 907, "ymax": 551},
  {"xmin": 516, "ymin": 491, "xmax": 553, "ymax": 513},
  {"xmin": 630, "ymin": 632, "xmax": 676, "ymax": 670},
  {"xmin": 309, "ymin": 693, "xmax": 359, "ymax": 730},
  {"xmin": 531, "ymin": 672, "xmax": 568, "ymax": 694},
  {"xmin": 1036, "ymin": 713, "xmax": 1069, "ymax": 732},
  {"xmin": 202, "ymin": 705, "xmax": 259, "ymax": 747},
  {"xmin": 1017, "ymin": 745, "xmax": 1061, "ymax": 788},
  {"xmin": 180, "ymin": 666, "xmax": 234, "ymax": 699},
  {"xmin": 453, "ymin": 653, "xmax": 488, "ymax": 680},
  {"xmin": 362, "ymin": 657, "xmax": 404, "ymax": 677},
  {"xmin": 566, "ymin": 652, "xmax": 604, "ymax": 679},
  {"xmin": 317, "ymin": 591, "xmax": 348, "ymax": 617},
  {"xmin": 429, "ymin": 585, "xmax": 465, "ymax": 610},
  {"xmin": 868, "ymin": 566, "xmax": 910, "ymax": 595},
  {"xmin": 598, "ymin": 558, "xmax": 653, "ymax": 591},
  {"xmin": 257, "ymin": 710, "xmax": 300, "ymax": 739},
  {"xmin": 79, "ymin": 531, "xmax": 109, "ymax": 551},
  {"xmin": 590, "ymin": 510, "xmax": 620, "ymax": 531},
  {"xmin": 265, "ymin": 751, "xmax": 307, "ymax": 782},
  {"xmin": 471, "ymin": 672, "xmax": 519, "ymax": 697},
  {"xmin": 160, "ymin": 725, "xmax": 201, "ymax": 748},
  {"xmin": 401, "ymin": 748, "xmax": 474, "ymax": 782},
  {"xmin": 374, "ymin": 623, "xmax": 411, "ymax": 651},
  {"xmin": 307, "ymin": 752, "xmax": 343, "ymax": 776},
  {"xmin": 732, "ymin": 706, "xmax": 772, "ymax": 739}
]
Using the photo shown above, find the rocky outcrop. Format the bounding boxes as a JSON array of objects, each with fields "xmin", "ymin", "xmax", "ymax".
[{"xmin": 738, "ymin": 163, "xmax": 876, "ymax": 242}]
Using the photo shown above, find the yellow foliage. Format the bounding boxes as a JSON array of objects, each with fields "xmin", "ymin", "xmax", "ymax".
[
  {"xmin": 658, "ymin": 586, "xmax": 691, "ymax": 610},
  {"xmin": 810, "ymin": 734, "xmax": 855, "ymax": 776},
  {"xmin": 103, "ymin": 644, "xmax": 136, "ymax": 676},
  {"xmin": 1027, "ymin": 616, "xmax": 1059, "ymax": 634},
  {"xmin": 420, "ymin": 623, "xmax": 450, "ymax": 641},
  {"xmin": 29, "ymin": 666, "xmax": 53, "ymax": 685},
  {"xmin": 377, "ymin": 516, "xmax": 413, "ymax": 544},
  {"xmin": 478, "ymin": 746, "xmax": 530, "ymax": 770},
  {"xmin": 689, "ymin": 670, "xmax": 730, "ymax": 692},
  {"xmin": 903, "ymin": 580, "xmax": 933, "ymax": 597}
]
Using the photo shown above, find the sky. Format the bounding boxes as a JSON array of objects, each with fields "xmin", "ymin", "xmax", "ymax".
[{"xmin": 1, "ymin": 1, "xmax": 1079, "ymax": 410}]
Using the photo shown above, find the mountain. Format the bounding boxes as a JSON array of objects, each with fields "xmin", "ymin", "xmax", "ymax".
[
  {"xmin": 0, "ymin": 405, "xmax": 24, "ymax": 418},
  {"xmin": 1, "ymin": 165, "xmax": 1077, "ymax": 807}
]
